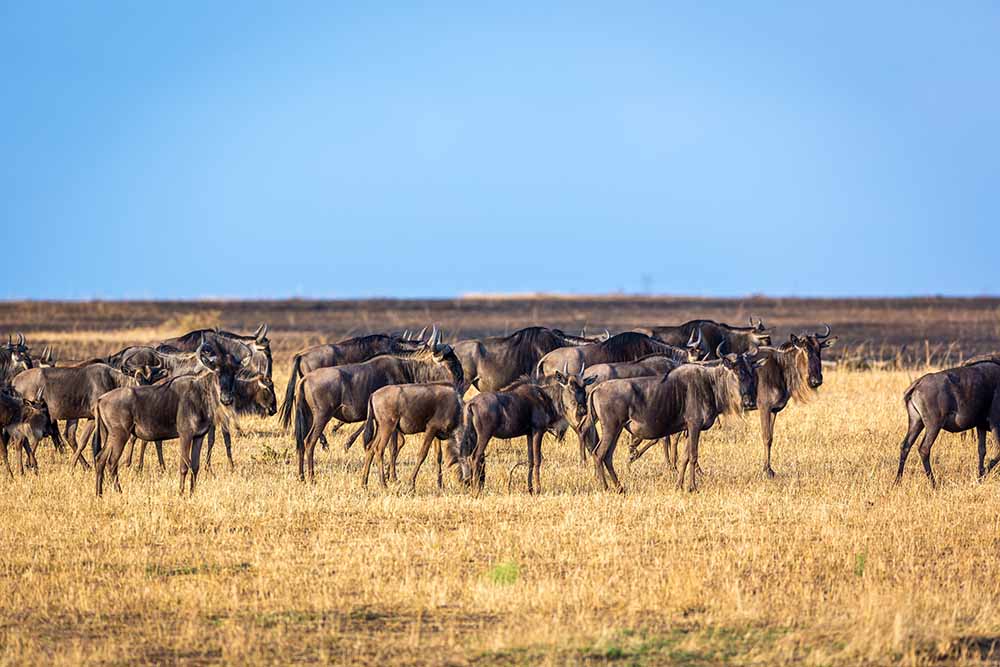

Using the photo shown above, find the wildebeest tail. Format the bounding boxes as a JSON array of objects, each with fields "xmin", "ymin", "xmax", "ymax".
[
  {"xmin": 279, "ymin": 354, "xmax": 302, "ymax": 431},
  {"xmin": 902, "ymin": 375, "xmax": 924, "ymax": 405},
  {"xmin": 579, "ymin": 389, "xmax": 599, "ymax": 453},
  {"xmin": 361, "ymin": 395, "xmax": 377, "ymax": 450},
  {"xmin": 459, "ymin": 405, "xmax": 477, "ymax": 457},
  {"xmin": 293, "ymin": 379, "xmax": 311, "ymax": 454},
  {"xmin": 92, "ymin": 403, "xmax": 104, "ymax": 461}
]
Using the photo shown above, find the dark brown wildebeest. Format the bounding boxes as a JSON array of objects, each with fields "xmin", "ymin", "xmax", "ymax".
[
  {"xmin": 582, "ymin": 348, "xmax": 764, "ymax": 493},
  {"xmin": 279, "ymin": 333, "xmax": 425, "ymax": 435},
  {"xmin": 536, "ymin": 331, "xmax": 696, "ymax": 378},
  {"xmin": 293, "ymin": 327, "xmax": 464, "ymax": 482},
  {"xmin": 124, "ymin": 371, "xmax": 277, "ymax": 473},
  {"xmin": 634, "ymin": 318, "xmax": 772, "ymax": 357},
  {"xmin": 453, "ymin": 327, "xmax": 602, "ymax": 394},
  {"xmin": 896, "ymin": 359, "xmax": 1000, "ymax": 487},
  {"xmin": 629, "ymin": 326, "xmax": 837, "ymax": 478},
  {"xmin": 158, "ymin": 324, "xmax": 272, "ymax": 378},
  {"xmin": 92, "ymin": 341, "xmax": 247, "ymax": 495},
  {"xmin": 0, "ymin": 387, "xmax": 54, "ymax": 477},
  {"xmin": 359, "ymin": 382, "xmax": 467, "ymax": 490},
  {"xmin": 1, "ymin": 333, "xmax": 33, "ymax": 383},
  {"xmin": 12, "ymin": 363, "xmax": 153, "ymax": 465},
  {"xmin": 459, "ymin": 376, "xmax": 567, "ymax": 494}
]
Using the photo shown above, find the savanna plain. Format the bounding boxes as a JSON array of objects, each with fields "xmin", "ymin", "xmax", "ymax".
[{"xmin": 2, "ymin": 297, "xmax": 1000, "ymax": 666}]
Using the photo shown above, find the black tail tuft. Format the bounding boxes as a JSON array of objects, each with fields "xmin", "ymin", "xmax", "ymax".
[
  {"xmin": 293, "ymin": 380, "xmax": 311, "ymax": 454},
  {"xmin": 362, "ymin": 396, "xmax": 377, "ymax": 450},
  {"xmin": 279, "ymin": 355, "xmax": 302, "ymax": 431}
]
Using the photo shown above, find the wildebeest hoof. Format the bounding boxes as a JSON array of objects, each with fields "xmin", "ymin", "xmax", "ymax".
[{"xmin": 764, "ymin": 468, "xmax": 776, "ymax": 479}]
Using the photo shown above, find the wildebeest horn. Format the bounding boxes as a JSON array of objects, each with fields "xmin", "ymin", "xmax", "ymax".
[
  {"xmin": 402, "ymin": 329, "xmax": 410, "ymax": 340},
  {"xmin": 562, "ymin": 362, "xmax": 569, "ymax": 377},
  {"xmin": 428, "ymin": 325, "xmax": 440, "ymax": 349},
  {"xmin": 603, "ymin": 329, "xmax": 610, "ymax": 341},
  {"xmin": 579, "ymin": 361, "xmax": 586, "ymax": 378},
  {"xmin": 17, "ymin": 333, "xmax": 25, "ymax": 347},
  {"xmin": 716, "ymin": 341, "xmax": 727, "ymax": 358},
  {"xmin": 816, "ymin": 324, "xmax": 831, "ymax": 340},
  {"xmin": 686, "ymin": 327, "xmax": 703, "ymax": 349},
  {"xmin": 416, "ymin": 326, "xmax": 427, "ymax": 342},
  {"xmin": 256, "ymin": 323, "xmax": 268, "ymax": 341}
]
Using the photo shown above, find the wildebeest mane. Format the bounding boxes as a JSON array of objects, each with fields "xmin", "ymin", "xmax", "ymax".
[{"xmin": 596, "ymin": 332, "xmax": 681, "ymax": 361}]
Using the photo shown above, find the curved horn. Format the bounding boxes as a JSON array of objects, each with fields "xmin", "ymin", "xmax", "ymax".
[
  {"xmin": 428, "ymin": 325, "xmax": 440, "ymax": 349},
  {"xmin": 579, "ymin": 361, "xmax": 586, "ymax": 378},
  {"xmin": 603, "ymin": 329, "xmax": 610, "ymax": 341},
  {"xmin": 257, "ymin": 323, "xmax": 268, "ymax": 341},
  {"xmin": 253, "ymin": 323, "xmax": 264, "ymax": 338},
  {"xmin": 748, "ymin": 315, "xmax": 755, "ymax": 328},
  {"xmin": 716, "ymin": 341, "xmax": 727, "ymax": 359},
  {"xmin": 402, "ymin": 329, "xmax": 410, "ymax": 340},
  {"xmin": 416, "ymin": 326, "xmax": 427, "ymax": 342},
  {"xmin": 562, "ymin": 362, "xmax": 569, "ymax": 377},
  {"xmin": 16, "ymin": 333, "xmax": 25, "ymax": 347},
  {"xmin": 816, "ymin": 323, "xmax": 831, "ymax": 340}
]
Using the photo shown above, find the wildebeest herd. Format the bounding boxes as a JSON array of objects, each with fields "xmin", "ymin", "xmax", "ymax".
[{"xmin": 0, "ymin": 317, "xmax": 996, "ymax": 496}]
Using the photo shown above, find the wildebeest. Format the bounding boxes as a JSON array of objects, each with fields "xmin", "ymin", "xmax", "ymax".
[
  {"xmin": 1, "ymin": 333, "xmax": 33, "ymax": 383},
  {"xmin": 92, "ymin": 341, "xmax": 248, "ymax": 495},
  {"xmin": 535, "ymin": 331, "xmax": 696, "ymax": 378},
  {"xmin": 360, "ymin": 382, "xmax": 466, "ymax": 490},
  {"xmin": 12, "ymin": 363, "xmax": 151, "ymax": 464},
  {"xmin": 634, "ymin": 318, "xmax": 772, "ymax": 357},
  {"xmin": 459, "ymin": 376, "xmax": 566, "ymax": 494},
  {"xmin": 158, "ymin": 324, "xmax": 272, "ymax": 377},
  {"xmin": 453, "ymin": 327, "xmax": 602, "ymax": 393},
  {"xmin": 582, "ymin": 348, "xmax": 764, "ymax": 493},
  {"xmin": 279, "ymin": 332, "xmax": 425, "ymax": 435},
  {"xmin": 0, "ymin": 387, "xmax": 53, "ymax": 477},
  {"xmin": 124, "ymin": 371, "xmax": 277, "ymax": 473},
  {"xmin": 293, "ymin": 327, "xmax": 464, "ymax": 482},
  {"xmin": 896, "ymin": 359, "xmax": 1000, "ymax": 487}
]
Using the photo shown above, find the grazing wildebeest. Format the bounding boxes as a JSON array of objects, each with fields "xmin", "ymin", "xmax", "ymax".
[
  {"xmin": 582, "ymin": 347, "xmax": 764, "ymax": 493},
  {"xmin": 453, "ymin": 327, "xmax": 601, "ymax": 393},
  {"xmin": 12, "ymin": 363, "xmax": 151, "ymax": 464},
  {"xmin": 536, "ymin": 331, "xmax": 695, "ymax": 378},
  {"xmin": 293, "ymin": 327, "xmax": 464, "ymax": 482},
  {"xmin": 0, "ymin": 387, "xmax": 53, "ymax": 477},
  {"xmin": 634, "ymin": 318, "xmax": 772, "ymax": 357},
  {"xmin": 459, "ymin": 376, "xmax": 566, "ymax": 494},
  {"xmin": 360, "ymin": 382, "xmax": 467, "ymax": 490},
  {"xmin": 158, "ymin": 325, "xmax": 272, "ymax": 377},
  {"xmin": 895, "ymin": 358, "xmax": 1000, "ymax": 487},
  {"xmin": 92, "ymin": 341, "xmax": 247, "ymax": 495},
  {"xmin": 279, "ymin": 333, "xmax": 425, "ymax": 436},
  {"xmin": 1, "ymin": 333, "xmax": 33, "ymax": 383},
  {"xmin": 125, "ymin": 371, "xmax": 277, "ymax": 473}
]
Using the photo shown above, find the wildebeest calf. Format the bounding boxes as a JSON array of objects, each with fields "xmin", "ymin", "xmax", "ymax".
[{"xmin": 360, "ymin": 382, "xmax": 467, "ymax": 490}]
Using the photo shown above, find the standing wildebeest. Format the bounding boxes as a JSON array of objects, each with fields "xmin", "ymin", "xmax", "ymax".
[
  {"xmin": 536, "ymin": 331, "xmax": 696, "ymax": 378},
  {"xmin": 360, "ymin": 382, "xmax": 467, "ymax": 490},
  {"xmin": 453, "ymin": 327, "xmax": 601, "ymax": 393},
  {"xmin": 0, "ymin": 387, "xmax": 54, "ymax": 477},
  {"xmin": 92, "ymin": 341, "xmax": 247, "ymax": 495},
  {"xmin": 293, "ymin": 327, "xmax": 464, "ymax": 482},
  {"xmin": 896, "ymin": 359, "xmax": 1000, "ymax": 487},
  {"xmin": 279, "ymin": 333, "xmax": 425, "ymax": 436},
  {"xmin": 634, "ymin": 318, "xmax": 772, "ymax": 357},
  {"xmin": 12, "ymin": 363, "xmax": 147, "ymax": 465},
  {"xmin": 460, "ymin": 376, "xmax": 570, "ymax": 494},
  {"xmin": 582, "ymin": 348, "xmax": 764, "ymax": 493},
  {"xmin": 124, "ymin": 371, "xmax": 277, "ymax": 473}
]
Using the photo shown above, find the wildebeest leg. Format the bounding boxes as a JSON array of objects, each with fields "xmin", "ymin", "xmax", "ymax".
[
  {"xmin": 409, "ymin": 430, "xmax": 436, "ymax": 492},
  {"xmin": 593, "ymin": 424, "xmax": 624, "ymax": 493},
  {"xmin": 205, "ymin": 426, "xmax": 216, "ymax": 473},
  {"xmin": 577, "ymin": 428, "xmax": 589, "ymax": 466},
  {"xmin": 188, "ymin": 435, "xmax": 205, "ymax": 495},
  {"xmin": 223, "ymin": 428, "xmax": 234, "ymax": 470},
  {"xmin": 977, "ymin": 425, "xmax": 988, "ymax": 480},
  {"xmin": 343, "ymin": 424, "xmax": 366, "ymax": 452},
  {"xmin": 124, "ymin": 435, "xmax": 136, "ymax": 468},
  {"xmin": 302, "ymin": 408, "xmax": 332, "ymax": 483},
  {"xmin": 435, "ymin": 439, "xmax": 443, "ymax": 489},
  {"xmin": 362, "ymin": 420, "xmax": 395, "ymax": 489},
  {"xmin": 20, "ymin": 438, "xmax": 38, "ymax": 475},
  {"xmin": 154, "ymin": 442, "xmax": 165, "ymax": 470},
  {"xmin": 0, "ymin": 434, "xmax": 12, "ymax": 479},
  {"xmin": 894, "ymin": 408, "xmax": 925, "ymax": 485},
  {"xmin": 95, "ymin": 431, "xmax": 127, "ymax": 496},
  {"xmin": 78, "ymin": 419, "xmax": 95, "ymax": 459},
  {"xmin": 69, "ymin": 428, "xmax": 93, "ymax": 469},
  {"xmin": 65, "ymin": 419, "xmax": 78, "ymax": 456},
  {"xmin": 524, "ymin": 431, "xmax": 535, "ymax": 494},
  {"xmin": 685, "ymin": 427, "xmax": 702, "ymax": 492},
  {"xmin": 628, "ymin": 437, "xmax": 659, "ymax": 464},
  {"xmin": 760, "ymin": 410, "xmax": 777, "ymax": 479},
  {"xmin": 917, "ymin": 424, "xmax": 941, "ymax": 488},
  {"xmin": 986, "ymin": 423, "xmax": 1000, "ymax": 475},
  {"xmin": 663, "ymin": 436, "xmax": 677, "ymax": 472},
  {"xmin": 137, "ymin": 440, "xmax": 148, "ymax": 473},
  {"xmin": 178, "ymin": 436, "xmax": 192, "ymax": 496},
  {"xmin": 388, "ymin": 431, "xmax": 400, "ymax": 482},
  {"xmin": 471, "ymin": 423, "xmax": 494, "ymax": 492},
  {"xmin": 532, "ymin": 430, "xmax": 543, "ymax": 494}
]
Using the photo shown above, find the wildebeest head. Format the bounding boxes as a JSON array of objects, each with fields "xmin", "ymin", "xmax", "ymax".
[
  {"xmin": 747, "ymin": 316, "xmax": 773, "ymax": 347},
  {"xmin": 789, "ymin": 324, "xmax": 837, "ymax": 389},
  {"xmin": 423, "ymin": 326, "xmax": 465, "ymax": 387},
  {"xmin": 685, "ymin": 327, "xmax": 709, "ymax": 361},
  {"xmin": 243, "ymin": 372, "xmax": 278, "ymax": 417},
  {"xmin": 555, "ymin": 362, "xmax": 597, "ymax": 423},
  {"xmin": 35, "ymin": 346, "xmax": 56, "ymax": 368},
  {"xmin": 197, "ymin": 340, "xmax": 248, "ymax": 406},
  {"xmin": 13, "ymin": 388, "xmax": 55, "ymax": 447},
  {"xmin": 131, "ymin": 363, "xmax": 170, "ymax": 385},
  {"xmin": 6, "ymin": 333, "xmax": 32, "ymax": 372},
  {"xmin": 718, "ymin": 343, "xmax": 766, "ymax": 410}
]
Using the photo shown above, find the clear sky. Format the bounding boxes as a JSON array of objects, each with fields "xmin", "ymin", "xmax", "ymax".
[{"xmin": 3, "ymin": 2, "xmax": 998, "ymax": 299}]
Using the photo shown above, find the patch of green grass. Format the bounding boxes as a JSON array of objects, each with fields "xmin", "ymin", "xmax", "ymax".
[
  {"xmin": 487, "ymin": 560, "xmax": 520, "ymax": 586},
  {"xmin": 854, "ymin": 551, "xmax": 867, "ymax": 577}
]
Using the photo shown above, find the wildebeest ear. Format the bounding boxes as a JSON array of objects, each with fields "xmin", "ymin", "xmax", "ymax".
[
  {"xmin": 789, "ymin": 333, "xmax": 801, "ymax": 345},
  {"xmin": 821, "ymin": 336, "xmax": 838, "ymax": 348}
]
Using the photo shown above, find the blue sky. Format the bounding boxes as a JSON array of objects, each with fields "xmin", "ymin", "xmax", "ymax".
[{"xmin": 3, "ymin": 2, "xmax": 998, "ymax": 299}]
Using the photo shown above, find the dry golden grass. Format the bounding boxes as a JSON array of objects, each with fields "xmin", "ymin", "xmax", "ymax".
[{"xmin": 3, "ymin": 358, "xmax": 1000, "ymax": 665}]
